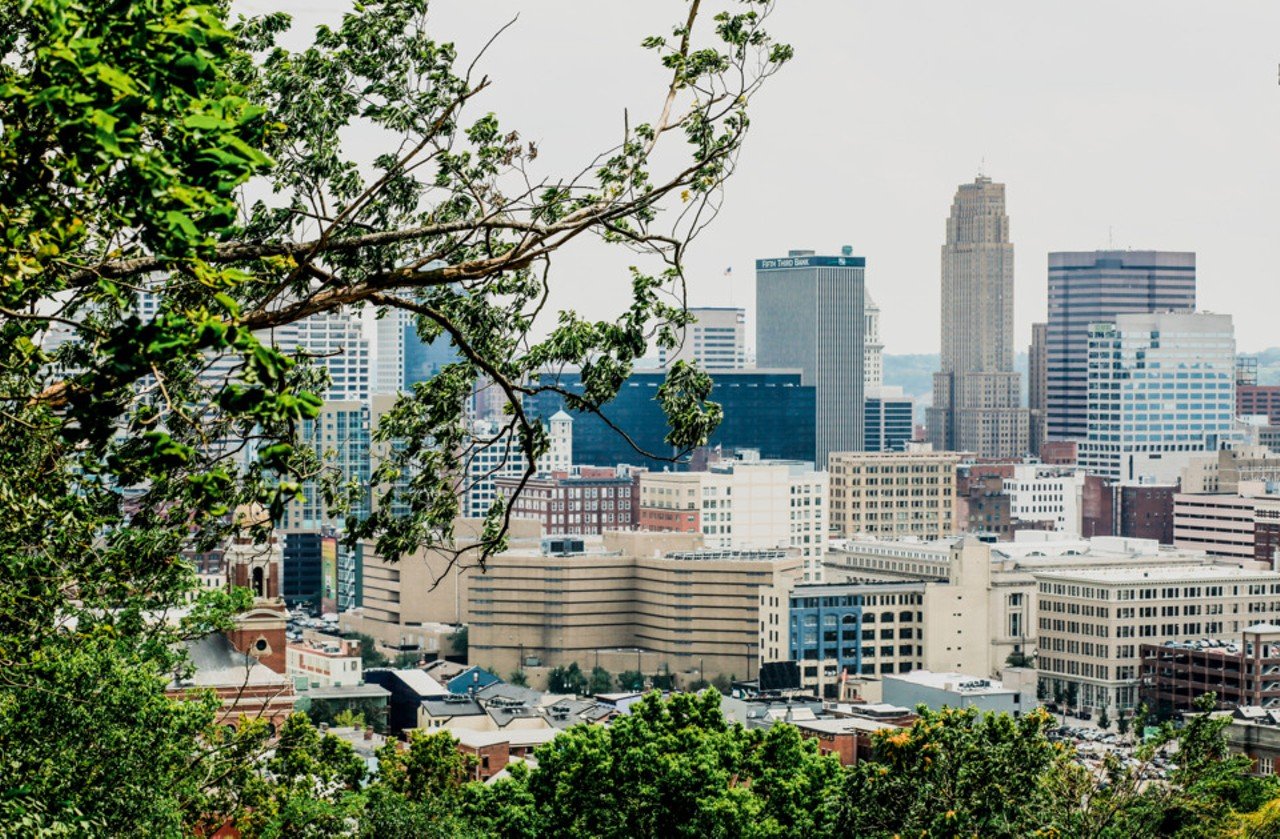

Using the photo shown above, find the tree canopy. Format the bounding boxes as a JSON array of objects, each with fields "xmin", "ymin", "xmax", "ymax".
[{"xmin": 0, "ymin": 0, "xmax": 790, "ymax": 831}]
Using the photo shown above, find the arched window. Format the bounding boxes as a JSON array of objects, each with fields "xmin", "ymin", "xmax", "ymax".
[{"xmin": 252, "ymin": 566, "xmax": 264, "ymax": 597}]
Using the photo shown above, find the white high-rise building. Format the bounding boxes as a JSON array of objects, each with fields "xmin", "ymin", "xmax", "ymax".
[
  {"xmin": 274, "ymin": 311, "xmax": 370, "ymax": 402},
  {"xmin": 1079, "ymin": 311, "xmax": 1238, "ymax": 483},
  {"xmin": 658, "ymin": 306, "xmax": 746, "ymax": 369},
  {"xmin": 864, "ymin": 288, "xmax": 883, "ymax": 389},
  {"xmin": 373, "ymin": 308, "xmax": 408, "ymax": 395},
  {"xmin": 638, "ymin": 456, "xmax": 829, "ymax": 582}
]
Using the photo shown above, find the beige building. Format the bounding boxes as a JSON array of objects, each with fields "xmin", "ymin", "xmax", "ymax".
[
  {"xmin": 1182, "ymin": 446, "xmax": 1280, "ymax": 495},
  {"xmin": 349, "ymin": 518, "xmax": 546, "ymax": 653},
  {"xmin": 1174, "ymin": 493, "xmax": 1259, "ymax": 560},
  {"xmin": 657, "ymin": 306, "xmax": 747, "ymax": 370},
  {"xmin": 286, "ymin": 633, "xmax": 364, "ymax": 689},
  {"xmin": 927, "ymin": 176, "xmax": 1029, "ymax": 459},
  {"xmin": 467, "ymin": 530, "xmax": 802, "ymax": 685},
  {"xmin": 827, "ymin": 448, "xmax": 960, "ymax": 540},
  {"xmin": 1035, "ymin": 564, "xmax": 1280, "ymax": 716},
  {"xmin": 793, "ymin": 540, "xmax": 999, "ymax": 699},
  {"xmin": 638, "ymin": 457, "xmax": 828, "ymax": 581},
  {"xmin": 823, "ymin": 531, "xmax": 1252, "ymax": 681}
]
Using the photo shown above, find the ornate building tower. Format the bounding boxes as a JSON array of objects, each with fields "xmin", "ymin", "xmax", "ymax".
[
  {"xmin": 927, "ymin": 176, "xmax": 1028, "ymax": 458},
  {"xmin": 224, "ymin": 506, "xmax": 289, "ymax": 675}
]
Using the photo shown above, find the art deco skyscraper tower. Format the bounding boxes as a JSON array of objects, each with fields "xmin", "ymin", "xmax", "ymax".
[{"xmin": 927, "ymin": 176, "xmax": 1028, "ymax": 458}]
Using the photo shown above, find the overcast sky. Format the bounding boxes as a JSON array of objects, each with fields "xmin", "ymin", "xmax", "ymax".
[{"xmin": 244, "ymin": 1, "xmax": 1280, "ymax": 355}]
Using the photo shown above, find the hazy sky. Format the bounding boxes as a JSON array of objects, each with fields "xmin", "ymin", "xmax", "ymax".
[{"xmin": 245, "ymin": 1, "xmax": 1280, "ymax": 355}]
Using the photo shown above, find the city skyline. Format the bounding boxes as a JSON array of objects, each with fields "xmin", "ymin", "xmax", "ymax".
[{"xmin": 295, "ymin": 0, "xmax": 1280, "ymax": 356}]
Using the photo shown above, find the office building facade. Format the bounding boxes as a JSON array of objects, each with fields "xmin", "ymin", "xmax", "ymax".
[
  {"xmin": 928, "ymin": 177, "xmax": 1028, "ymax": 458},
  {"xmin": 756, "ymin": 248, "xmax": 865, "ymax": 461},
  {"xmin": 864, "ymin": 386, "xmax": 914, "ymax": 453},
  {"xmin": 1035, "ymin": 565, "xmax": 1280, "ymax": 715},
  {"xmin": 657, "ymin": 306, "xmax": 747, "ymax": 370},
  {"xmin": 638, "ymin": 458, "xmax": 828, "ymax": 581},
  {"xmin": 526, "ymin": 369, "xmax": 816, "ymax": 469},
  {"xmin": 1029, "ymin": 322, "xmax": 1048, "ymax": 456},
  {"xmin": 1079, "ymin": 312, "xmax": 1237, "ymax": 483},
  {"xmin": 827, "ymin": 449, "xmax": 960, "ymax": 540},
  {"xmin": 467, "ymin": 536, "xmax": 802, "ymax": 682},
  {"xmin": 1047, "ymin": 250, "xmax": 1196, "ymax": 441},
  {"xmin": 865, "ymin": 289, "xmax": 884, "ymax": 389}
]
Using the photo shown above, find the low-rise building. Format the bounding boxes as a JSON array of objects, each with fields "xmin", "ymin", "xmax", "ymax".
[
  {"xmin": 1140, "ymin": 624, "xmax": 1280, "ymax": 715},
  {"xmin": 1036, "ymin": 565, "xmax": 1280, "ymax": 717},
  {"xmin": 883, "ymin": 670, "xmax": 1024, "ymax": 715},
  {"xmin": 1223, "ymin": 707, "xmax": 1280, "ymax": 776},
  {"xmin": 495, "ymin": 466, "xmax": 641, "ymax": 536},
  {"xmin": 467, "ymin": 530, "xmax": 800, "ymax": 685},
  {"xmin": 286, "ymin": 633, "xmax": 364, "ymax": 689}
]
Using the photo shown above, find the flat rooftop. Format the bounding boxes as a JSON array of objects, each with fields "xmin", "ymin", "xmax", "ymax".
[
  {"xmin": 1034, "ymin": 564, "xmax": 1280, "ymax": 585},
  {"xmin": 886, "ymin": 671, "xmax": 1013, "ymax": 696}
]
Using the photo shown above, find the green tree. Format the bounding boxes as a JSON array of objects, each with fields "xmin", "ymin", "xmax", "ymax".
[
  {"xmin": 651, "ymin": 671, "xmax": 677, "ymax": 691},
  {"xmin": 507, "ymin": 669, "xmax": 529, "ymax": 688},
  {"xmin": 835, "ymin": 706, "xmax": 1063, "ymax": 838},
  {"xmin": 1098, "ymin": 707, "xmax": 1111, "ymax": 731},
  {"xmin": 548, "ymin": 663, "xmax": 588, "ymax": 695},
  {"xmin": 0, "ymin": 0, "xmax": 787, "ymax": 829},
  {"xmin": 589, "ymin": 666, "xmax": 614, "ymax": 695},
  {"xmin": 475, "ymin": 691, "xmax": 840, "ymax": 838},
  {"xmin": 618, "ymin": 670, "xmax": 646, "ymax": 691},
  {"xmin": 712, "ymin": 673, "xmax": 734, "ymax": 695},
  {"xmin": 1117, "ymin": 712, "xmax": 1131, "ymax": 737},
  {"xmin": 351, "ymin": 632, "xmax": 390, "ymax": 669},
  {"xmin": 448, "ymin": 625, "xmax": 469, "ymax": 660}
]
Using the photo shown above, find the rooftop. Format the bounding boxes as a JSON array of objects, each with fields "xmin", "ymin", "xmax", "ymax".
[
  {"xmin": 1033, "ymin": 564, "xmax": 1280, "ymax": 585},
  {"xmin": 886, "ymin": 671, "xmax": 1013, "ymax": 696}
]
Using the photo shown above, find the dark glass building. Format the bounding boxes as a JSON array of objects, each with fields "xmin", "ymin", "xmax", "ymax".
[
  {"xmin": 282, "ymin": 530, "xmax": 325, "ymax": 610},
  {"xmin": 1047, "ymin": 250, "xmax": 1196, "ymax": 441},
  {"xmin": 863, "ymin": 389, "xmax": 914, "ymax": 452},
  {"xmin": 525, "ymin": 369, "xmax": 816, "ymax": 469}
]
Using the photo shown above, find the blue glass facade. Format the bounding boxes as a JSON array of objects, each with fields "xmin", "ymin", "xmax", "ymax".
[
  {"xmin": 404, "ymin": 322, "xmax": 460, "ymax": 388},
  {"xmin": 283, "ymin": 531, "xmax": 324, "ymax": 610},
  {"xmin": 789, "ymin": 584, "xmax": 926, "ymax": 697},
  {"xmin": 526, "ymin": 370, "xmax": 816, "ymax": 469}
]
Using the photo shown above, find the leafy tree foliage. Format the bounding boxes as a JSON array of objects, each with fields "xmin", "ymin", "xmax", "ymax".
[
  {"xmin": 618, "ymin": 670, "xmax": 646, "ymax": 691},
  {"xmin": 475, "ymin": 691, "xmax": 841, "ymax": 838},
  {"xmin": 0, "ymin": 0, "xmax": 791, "ymax": 831},
  {"xmin": 507, "ymin": 669, "xmax": 529, "ymax": 687},
  {"xmin": 588, "ymin": 666, "xmax": 614, "ymax": 695},
  {"xmin": 836, "ymin": 706, "xmax": 1063, "ymax": 838},
  {"xmin": 548, "ymin": 662, "xmax": 588, "ymax": 695}
]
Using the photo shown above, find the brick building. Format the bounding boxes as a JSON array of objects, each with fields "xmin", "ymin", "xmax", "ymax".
[
  {"xmin": 1141, "ymin": 625, "xmax": 1280, "ymax": 716},
  {"xmin": 495, "ymin": 467, "xmax": 640, "ymax": 536}
]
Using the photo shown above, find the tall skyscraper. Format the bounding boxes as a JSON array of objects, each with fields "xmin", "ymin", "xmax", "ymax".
[
  {"xmin": 1079, "ymin": 311, "xmax": 1237, "ymax": 483},
  {"xmin": 374, "ymin": 308, "xmax": 407, "ymax": 395},
  {"xmin": 658, "ymin": 306, "xmax": 746, "ymax": 369},
  {"xmin": 1028, "ymin": 322, "xmax": 1048, "ymax": 456},
  {"xmin": 1047, "ymin": 250, "xmax": 1196, "ymax": 441},
  {"xmin": 864, "ymin": 289, "xmax": 884, "ymax": 389},
  {"xmin": 927, "ymin": 176, "xmax": 1028, "ymax": 458},
  {"xmin": 275, "ymin": 311, "xmax": 370, "ymax": 402},
  {"xmin": 756, "ymin": 248, "xmax": 865, "ymax": 461}
]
